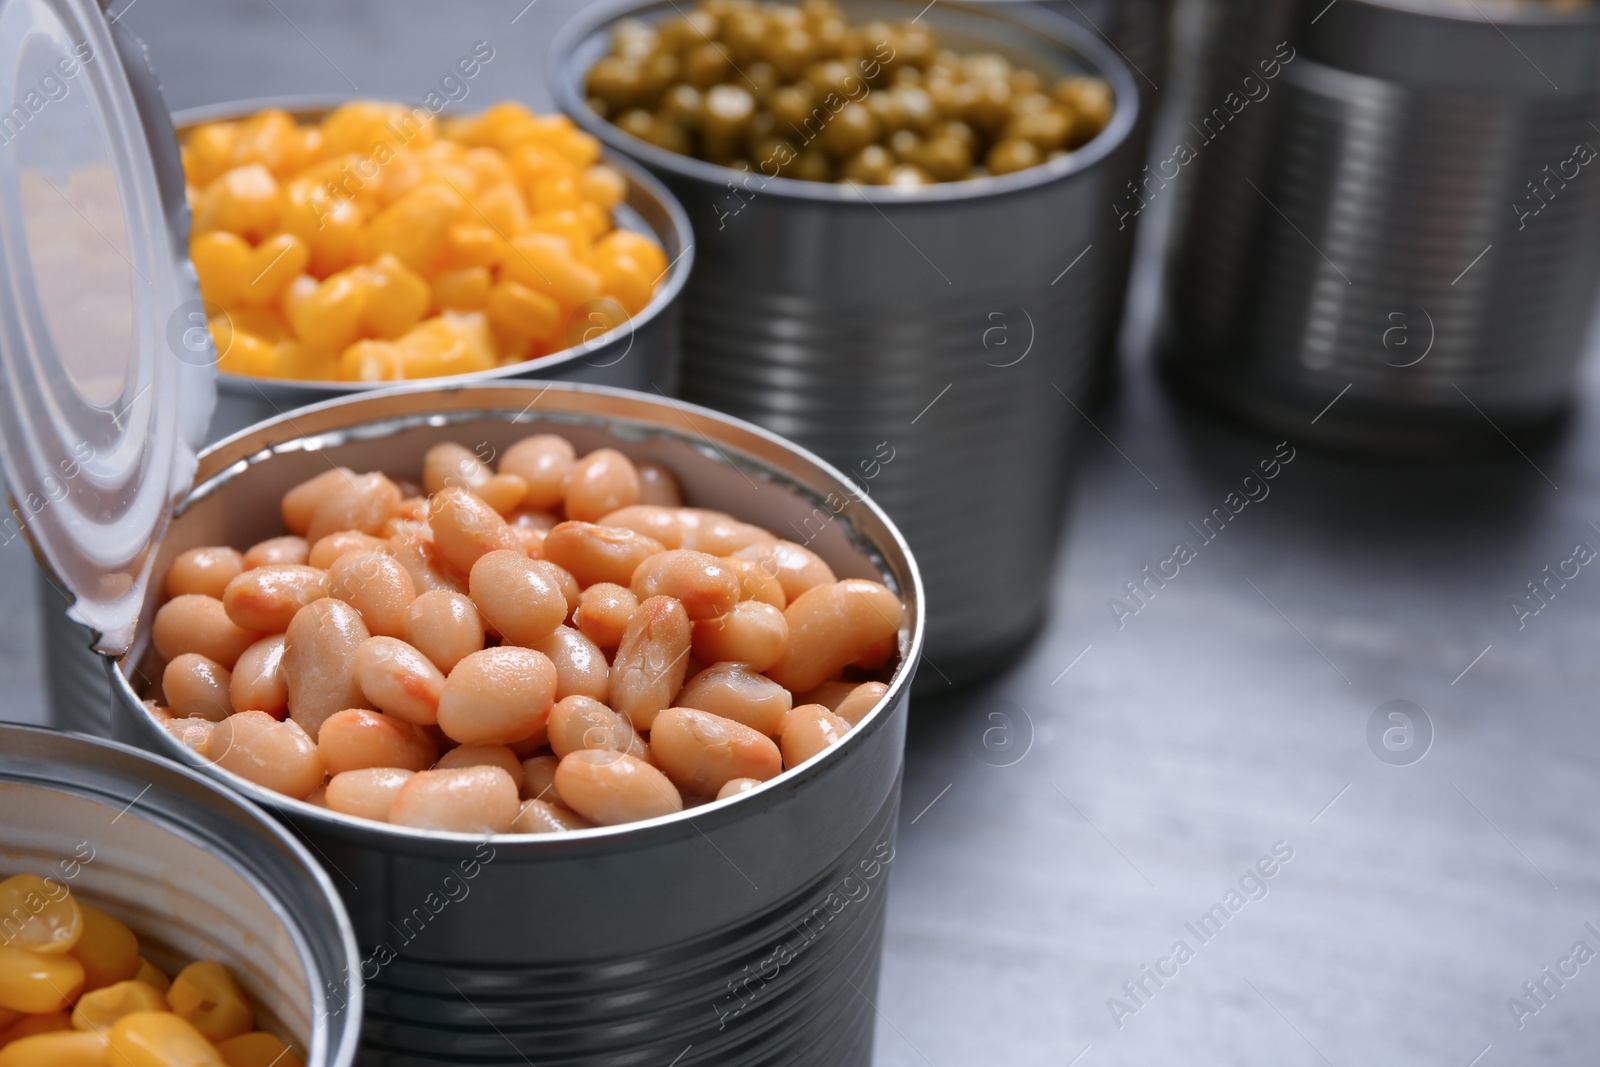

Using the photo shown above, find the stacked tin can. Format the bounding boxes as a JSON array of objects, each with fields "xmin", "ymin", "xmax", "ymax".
[
  {"xmin": 555, "ymin": 0, "xmax": 1143, "ymax": 684},
  {"xmin": 1161, "ymin": 0, "xmax": 1600, "ymax": 450}
]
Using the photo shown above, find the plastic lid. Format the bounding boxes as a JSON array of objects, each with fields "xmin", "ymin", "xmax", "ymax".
[{"xmin": 0, "ymin": 0, "xmax": 215, "ymax": 655}]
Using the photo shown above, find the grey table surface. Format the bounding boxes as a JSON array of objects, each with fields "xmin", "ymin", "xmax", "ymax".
[{"xmin": 4, "ymin": 2, "xmax": 1600, "ymax": 1064}]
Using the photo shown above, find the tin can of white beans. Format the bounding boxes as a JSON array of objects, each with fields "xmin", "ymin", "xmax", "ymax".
[
  {"xmin": 0, "ymin": 724, "xmax": 362, "ymax": 1067},
  {"xmin": 102, "ymin": 382, "xmax": 923, "ymax": 1067}
]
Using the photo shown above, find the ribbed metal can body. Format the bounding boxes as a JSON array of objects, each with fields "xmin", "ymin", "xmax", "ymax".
[
  {"xmin": 102, "ymin": 383, "xmax": 923, "ymax": 1066},
  {"xmin": 1161, "ymin": 0, "xmax": 1600, "ymax": 450},
  {"xmin": 0, "ymin": 725, "xmax": 363, "ymax": 1067},
  {"xmin": 37, "ymin": 568, "xmax": 114, "ymax": 734},
  {"xmin": 554, "ymin": 0, "xmax": 1142, "ymax": 684}
]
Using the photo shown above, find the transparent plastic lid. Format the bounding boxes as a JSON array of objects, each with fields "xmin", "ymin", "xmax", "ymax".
[{"xmin": 0, "ymin": 0, "xmax": 215, "ymax": 655}]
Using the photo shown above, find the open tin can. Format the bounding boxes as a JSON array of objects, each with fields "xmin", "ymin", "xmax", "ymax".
[
  {"xmin": 551, "ymin": 0, "xmax": 1141, "ymax": 685},
  {"xmin": 0, "ymin": 724, "xmax": 363, "ymax": 1066},
  {"xmin": 173, "ymin": 98, "xmax": 694, "ymax": 442},
  {"xmin": 114, "ymin": 382, "xmax": 922, "ymax": 1066}
]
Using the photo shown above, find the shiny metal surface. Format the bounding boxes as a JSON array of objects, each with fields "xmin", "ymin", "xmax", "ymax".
[
  {"xmin": 0, "ymin": 724, "xmax": 362, "ymax": 1067},
  {"xmin": 553, "ymin": 0, "xmax": 1142, "ymax": 685},
  {"xmin": 105, "ymin": 382, "xmax": 923, "ymax": 1066},
  {"xmin": 0, "ymin": 0, "xmax": 215, "ymax": 656},
  {"xmin": 1160, "ymin": 0, "xmax": 1600, "ymax": 451},
  {"xmin": 177, "ymin": 99, "xmax": 695, "ymax": 443},
  {"xmin": 1036, "ymin": 0, "xmax": 1175, "ymax": 396},
  {"xmin": 37, "ymin": 568, "xmax": 113, "ymax": 734}
]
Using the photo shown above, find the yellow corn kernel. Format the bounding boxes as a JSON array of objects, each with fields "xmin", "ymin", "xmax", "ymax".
[
  {"xmin": 338, "ymin": 340, "xmax": 405, "ymax": 382},
  {"xmin": 278, "ymin": 184, "xmax": 364, "ymax": 278},
  {"xmin": 214, "ymin": 327, "xmax": 278, "ymax": 379},
  {"xmin": 0, "ymin": 947, "xmax": 84, "ymax": 1013},
  {"xmin": 108, "ymin": 1012, "xmax": 223, "ymax": 1067},
  {"xmin": 502, "ymin": 234, "xmax": 602, "ymax": 311},
  {"xmin": 507, "ymin": 144, "xmax": 573, "ymax": 191},
  {"xmin": 320, "ymin": 101, "xmax": 430, "ymax": 158},
  {"xmin": 185, "ymin": 124, "xmax": 238, "ymax": 188},
  {"xmin": 72, "ymin": 979, "xmax": 168, "ymax": 1032},
  {"xmin": 400, "ymin": 312, "xmax": 496, "ymax": 369},
  {"xmin": 444, "ymin": 102, "xmax": 533, "ymax": 148},
  {"xmin": 550, "ymin": 127, "xmax": 602, "ymax": 169},
  {"xmin": 364, "ymin": 181, "xmax": 464, "ymax": 272},
  {"xmin": 432, "ymin": 267, "xmax": 491, "ymax": 312},
  {"xmin": 0, "ymin": 1010, "xmax": 70, "ymax": 1043},
  {"xmin": 0, "ymin": 875, "xmax": 81, "ymax": 955},
  {"xmin": 528, "ymin": 172, "xmax": 581, "ymax": 213},
  {"xmin": 133, "ymin": 959, "xmax": 169, "ymax": 995},
  {"xmin": 69, "ymin": 903, "xmax": 140, "ymax": 992},
  {"xmin": 215, "ymin": 1031, "xmax": 304, "ymax": 1067},
  {"xmin": 577, "ymin": 165, "xmax": 627, "ymax": 210},
  {"xmin": 567, "ymin": 298, "xmax": 630, "ymax": 348},
  {"xmin": 228, "ymin": 305, "xmax": 291, "ymax": 344},
  {"xmin": 420, "ymin": 159, "xmax": 478, "ymax": 198},
  {"xmin": 0, "ymin": 1029, "xmax": 107, "ymax": 1067},
  {"xmin": 236, "ymin": 234, "xmax": 309, "ymax": 306},
  {"xmin": 395, "ymin": 332, "xmax": 472, "ymax": 380},
  {"xmin": 489, "ymin": 327, "xmax": 536, "ymax": 367},
  {"xmin": 190, "ymin": 231, "xmax": 252, "ymax": 307},
  {"xmin": 591, "ymin": 250, "xmax": 657, "ymax": 317},
  {"xmin": 274, "ymin": 340, "xmax": 339, "ymax": 382},
  {"xmin": 470, "ymin": 183, "xmax": 528, "ymax": 236},
  {"xmin": 519, "ymin": 112, "xmax": 576, "ymax": 144},
  {"xmin": 196, "ymin": 164, "xmax": 283, "ymax": 242},
  {"xmin": 229, "ymin": 109, "xmax": 312, "ymax": 178},
  {"xmin": 436, "ymin": 224, "xmax": 505, "ymax": 271},
  {"xmin": 366, "ymin": 151, "xmax": 424, "ymax": 210},
  {"xmin": 527, "ymin": 210, "xmax": 591, "ymax": 259},
  {"xmin": 487, "ymin": 280, "xmax": 562, "ymax": 344},
  {"xmin": 279, "ymin": 274, "xmax": 316, "ymax": 323},
  {"xmin": 287, "ymin": 271, "xmax": 367, "ymax": 352},
  {"xmin": 362, "ymin": 255, "xmax": 430, "ymax": 339},
  {"xmin": 574, "ymin": 201, "xmax": 611, "ymax": 242},
  {"xmin": 595, "ymin": 229, "xmax": 667, "ymax": 280},
  {"xmin": 167, "ymin": 962, "xmax": 251, "ymax": 1044},
  {"xmin": 394, "ymin": 314, "xmax": 494, "ymax": 380},
  {"xmin": 461, "ymin": 147, "xmax": 514, "ymax": 190}
]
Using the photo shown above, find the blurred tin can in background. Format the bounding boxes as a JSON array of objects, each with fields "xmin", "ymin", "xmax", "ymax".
[
  {"xmin": 1160, "ymin": 0, "xmax": 1600, "ymax": 451},
  {"xmin": 554, "ymin": 0, "xmax": 1142, "ymax": 685}
]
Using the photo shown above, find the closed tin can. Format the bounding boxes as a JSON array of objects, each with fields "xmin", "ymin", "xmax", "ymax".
[
  {"xmin": 552, "ymin": 0, "xmax": 1140, "ymax": 685},
  {"xmin": 100, "ymin": 382, "xmax": 922, "ymax": 1066},
  {"xmin": 1160, "ymin": 0, "xmax": 1600, "ymax": 451},
  {"xmin": 0, "ymin": 724, "xmax": 362, "ymax": 1066}
]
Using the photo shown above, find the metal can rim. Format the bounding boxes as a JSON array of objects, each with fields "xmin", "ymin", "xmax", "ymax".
[
  {"xmin": 547, "ymin": 0, "xmax": 1141, "ymax": 205},
  {"xmin": 1329, "ymin": 0, "xmax": 1600, "ymax": 26},
  {"xmin": 172, "ymin": 96, "xmax": 696, "ymax": 397},
  {"xmin": 0, "ymin": 722, "xmax": 364, "ymax": 1067},
  {"xmin": 114, "ymin": 379, "xmax": 925, "ymax": 855}
]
